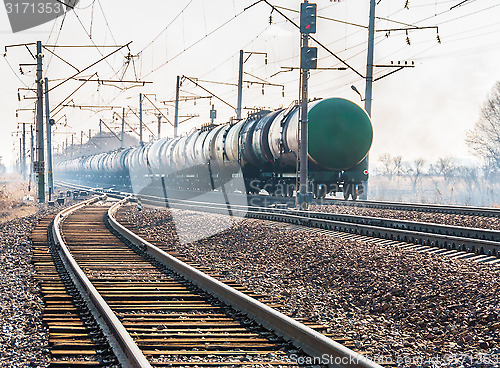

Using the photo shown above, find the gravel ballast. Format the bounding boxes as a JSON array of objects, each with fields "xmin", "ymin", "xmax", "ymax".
[
  {"xmin": 120, "ymin": 206, "xmax": 500, "ymax": 367},
  {"xmin": 310, "ymin": 204, "xmax": 500, "ymax": 230},
  {"xmin": 0, "ymin": 212, "xmax": 51, "ymax": 367}
]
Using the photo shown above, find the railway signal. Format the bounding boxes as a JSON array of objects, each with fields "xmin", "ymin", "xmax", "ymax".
[
  {"xmin": 300, "ymin": 2, "xmax": 317, "ymax": 34},
  {"xmin": 300, "ymin": 46, "xmax": 317, "ymax": 70},
  {"xmin": 297, "ymin": 1, "xmax": 317, "ymax": 209}
]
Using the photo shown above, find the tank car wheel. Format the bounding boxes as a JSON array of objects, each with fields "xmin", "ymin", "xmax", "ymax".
[
  {"xmin": 318, "ymin": 184, "xmax": 327, "ymax": 199},
  {"xmin": 351, "ymin": 188, "xmax": 358, "ymax": 200},
  {"xmin": 343, "ymin": 189, "xmax": 350, "ymax": 200}
]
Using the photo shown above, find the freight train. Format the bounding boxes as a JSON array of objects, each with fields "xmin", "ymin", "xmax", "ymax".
[{"xmin": 54, "ymin": 97, "xmax": 373, "ymax": 200}]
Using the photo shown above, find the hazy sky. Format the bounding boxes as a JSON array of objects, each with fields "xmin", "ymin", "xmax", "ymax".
[{"xmin": 1, "ymin": 0, "xmax": 500, "ymax": 167}]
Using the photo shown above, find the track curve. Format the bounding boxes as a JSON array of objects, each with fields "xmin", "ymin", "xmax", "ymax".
[{"xmin": 39, "ymin": 195, "xmax": 383, "ymax": 368}]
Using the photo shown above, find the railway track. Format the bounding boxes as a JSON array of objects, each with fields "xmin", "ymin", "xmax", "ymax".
[
  {"xmin": 131, "ymin": 195, "xmax": 500, "ymax": 263},
  {"xmin": 33, "ymin": 195, "xmax": 381, "ymax": 368},
  {"xmin": 56, "ymin": 182, "xmax": 500, "ymax": 262},
  {"xmin": 32, "ymin": 215, "xmax": 119, "ymax": 367},
  {"xmin": 321, "ymin": 198, "xmax": 500, "ymax": 218},
  {"xmin": 57, "ymin": 181, "xmax": 500, "ymax": 218}
]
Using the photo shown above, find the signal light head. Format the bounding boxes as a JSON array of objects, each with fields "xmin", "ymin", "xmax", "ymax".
[
  {"xmin": 363, "ymin": 170, "xmax": 369, "ymax": 175},
  {"xmin": 300, "ymin": 2, "xmax": 317, "ymax": 34}
]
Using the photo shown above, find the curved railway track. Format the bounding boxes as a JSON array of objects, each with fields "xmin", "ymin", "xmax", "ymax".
[
  {"xmin": 56, "ymin": 182, "xmax": 500, "ymax": 263},
  {"xmin": 33, "ymin": 195, "xmax": 382, "ymax": 368},
  {"xmin": 58, "ymin": 180, "xmax": 500, "ymax": 218}
]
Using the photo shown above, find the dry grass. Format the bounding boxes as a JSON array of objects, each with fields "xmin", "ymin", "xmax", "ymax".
[{"xmin": 0, "ymin": 175, "xmax": 37, "ymax": 223}]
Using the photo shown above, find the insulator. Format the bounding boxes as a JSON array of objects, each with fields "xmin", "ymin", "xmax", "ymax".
[
  {"xmin": 269, "ymin": 15, "xmax": 272, "ymax": 24},
  {"xmin": 406, "ymin": 36, "xmax": 411, "ymax": 45},
  {"xmin": 437, "ymin": 34, "xmax": 441, "ymax": 44}
]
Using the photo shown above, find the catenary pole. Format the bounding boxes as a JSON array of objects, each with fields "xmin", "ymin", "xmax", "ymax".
[
  {"xmin": 22, "ymin": 123, "xmax": 26, "ymax": 180},
  {"xmin": 35, "ymin": 41, "xmax": 45, "ymax": 203},
  {"xmin": 44, "ymin": 77, "xmax": 54, "ymax": 201},
  {"xmin": 121, "ymin": 107, "xmax": 125, "ymax": 148},
  {"xmin": 361, "ymin": 0, "xmax": 376, "ymax": 200},
  {"xmin": 19, "ymin": 138, "xmax": 22, "ymax": 174},
  {"xmin": 174, "ymin": 76, "xmax": 180, "ymax": 138},
  {"xmin": 298, "ymin": 32, "xmax": 309, "ymax": 210},
  {"xmin": 364, "ymin": 0, "xmax": 375, "ymax": 117},
  {"xmin": 157, "ymin": 114, "xmax": 161, "ymax": 139},
  {"xmin": 99, "ymin": 119, "xmax": 103, "ymax": 150},
  {"xmin": 139, "ymin": 93, "xmax": 143, "ymax": 145},
  {"xmin": 236, "ymin": 50, "xmax": 244, "ymax": 120},
  {"xmin": 30, "ymin": 125, "xmax": 34, "ymax": 191}
]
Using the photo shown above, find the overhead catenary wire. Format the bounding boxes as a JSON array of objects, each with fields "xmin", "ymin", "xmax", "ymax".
[
  {"xmin": 138, "ymin": 0, "xmax": 194, "ymax": 54},
  {"xmin": 47, "ymin": 42, "xmax": 132, "ymax": 93},
  {"xmin": 142, "ymin": 5, "xmax": 253, "ymax": 79},
  {"xmin": 261, "ymin": 0, "xmax": 365, "ymax": 79},
  {"xmin": 9, "ymin": 0, "xmax": 500, "ymax": 160},
  {"xmin": 141, "ymin": 94, "xmax": 173, "ymax": 126},
  {"xmin": 183, "ymin": 76, "xmax": 236, "ymax": 111}
]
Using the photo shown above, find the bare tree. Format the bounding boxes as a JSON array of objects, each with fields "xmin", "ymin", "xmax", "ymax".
[
  {"xmin": 392, "ymin": 155, "xmax": 403, "ymax": 177},
  {"xmin": 466, "ymin": 82, "xmax": 500, "ymax": 170},
  {"xmin": 378, "ymin": 153, "xmax": 394, "ymax": 179},
  {"xmin": 378, "ymin": 154, "xmax": 404, "ymax": 180},
  {"xmin": 429, "ymin": 157, "xmax": 455, "ymax": 178},
  {"xmin": 404, "ymin": 158, "xmax": 426, "ymax": 190}
]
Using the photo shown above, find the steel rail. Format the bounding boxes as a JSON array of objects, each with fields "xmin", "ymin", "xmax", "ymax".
[
  {"xmin": 57, "ymin": 180, "xmax": 500, "ymax": 218},
  {"xmin": 289, "ymin": 209, "xmax": 500, "ymax": 242},
  {"xmin": 132, "ymin": 194, "xmax": 500, "ymax": 258},
  {"xmin": 51, "ymin": 196, "xmax": 153, "ymax": 368},
  {"xmin": 138, "ymin": 192, "xmax": 500, "ymax": 243},
  {"xmin": 56, "ymin": 176, "xmax": 500, "ymax": 218},
  {"xmin": 323, "ymin": 198, "xmax": 500, "ymax": 218},
  {"xmin": 56, "ymin": 182, "xmax": 500, "ymax": 257},
  {"xmin": 107, "ymin": 197, "xmax": 384, "ymax": 368}
]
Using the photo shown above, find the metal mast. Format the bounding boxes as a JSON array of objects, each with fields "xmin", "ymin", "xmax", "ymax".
[
  {"xmin": 35, "ymin": 41, "xmax": 45, "ymax": 203},
  {"xmin": 174, "ymin": 76, "xmax": 180, "ymax": 138},
  {"xmin": 297, "ymin": 1, "xmax": 317, "ymax": 209},
  {"xmin": 22, "ymin": 123, "xmax": 26, "ymax": 180},
  {"xmin": 360, "ymin": 0, "xmax": 376, "ymax": 200},
  {"xmin": 121, "ymin": 107, "xmax": 125, "ymax": 148},
  {"xmin": 364, "ymin": 0, "xmax": 376, "ymax": 117},
  {"xmin": 236, "ymin": 50, "xmax": 244, "ymax": 120},
  {"xmin": 298, "ymin": 33, "xmax": 310, "ymax": 210},
  {"xmin": 44, "ymin": 77, "xmax": 54, "ymax": 201},
  {"xmin": 157, "ymin": 114, "xmax": 161, "ymax": 139},
  {"xmin": 139, "ymin": 93, "xmax": 143, "ymax": 145}
]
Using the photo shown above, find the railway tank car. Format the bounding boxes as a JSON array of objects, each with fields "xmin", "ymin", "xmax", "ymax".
[{"xmin": 55, "ymin": 97, "xmax": 373, "ymax": 200}]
